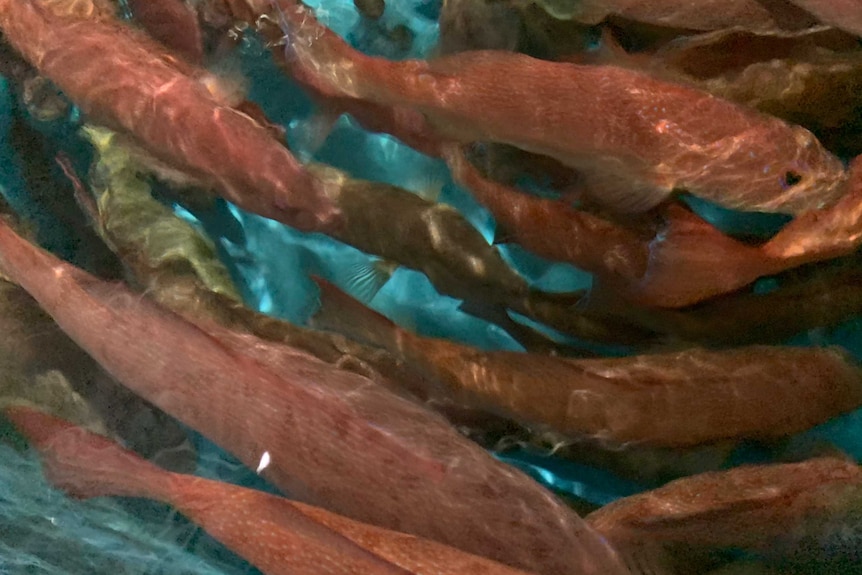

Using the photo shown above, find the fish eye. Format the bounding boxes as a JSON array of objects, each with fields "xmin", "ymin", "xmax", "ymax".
[{"xmin": 781, "ymin": 170, "xmax": 803, "ymax": 189}]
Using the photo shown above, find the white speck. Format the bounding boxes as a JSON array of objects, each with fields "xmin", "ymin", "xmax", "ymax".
[{"xmin": 256, "ymin": 451, "xmax": 271, "ymax": 474}]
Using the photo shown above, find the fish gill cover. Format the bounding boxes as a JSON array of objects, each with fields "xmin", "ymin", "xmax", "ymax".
[{"xmin": 3, "ymin": 0, "xmax": 862, "ymax": 574}]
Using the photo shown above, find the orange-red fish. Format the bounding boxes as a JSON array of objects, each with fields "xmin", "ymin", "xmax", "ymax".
[
  {"xmin": 271, "ymin": 0, "xmax": 846, "ymax": 216},
  {"xmin": 6, "ymin": 405, "xmax": 542, "ymax": 575},
  {"xmin": 0, "ymin": 0, "xmax": 339, "ymax": 232},
  {"xmin": 311, "ymin": 279, "xmax": 862, "ymax": 448},
  {"xmin": 587, "ymin": 457, "xmax": 862, "ymax": 557},
  {"xmin": 0, "ymin": 217, "xmax": 628, "ymax": 575},
  {"xmin": 444, "ymin": 145, "xmax": 650, "ymax": 286}
]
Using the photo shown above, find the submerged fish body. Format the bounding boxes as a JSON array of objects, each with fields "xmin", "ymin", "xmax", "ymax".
[
  {"xmin": 0, "ymin": 0, "xmax": 340, "ymax": 232},
  {"xmin": 312, "ymin": 280, "xmax": 862, "ymax": 448},
  {"xmin": 0, "ymin": 219, "xmax": 629, "ymax": 575},
  {"xmin": 8, "ymin": 406, "xmax": 546, "ymax": 575},
  {"xmin": 587, "ymin": 457, "xmax": 862, "ymax": 556},
  {"xmin": 274, "ymin": 0, "xmax": 846, "ymax": 215},
  {"xmin": 787, "ymin": 0, "xmax": 862, "ymax": 36},
  {"xmin": 532, "ymin": 0, "xmax": 818, "ymax": 32}
]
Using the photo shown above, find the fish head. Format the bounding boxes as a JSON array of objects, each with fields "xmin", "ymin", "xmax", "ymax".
[
  {"xmin": 764, "ymin": 126, "xmax": 849, "ymax": 213},
  {"xmin": 688, "ymin": 123, "xmax": 848, "ymax": 215}
]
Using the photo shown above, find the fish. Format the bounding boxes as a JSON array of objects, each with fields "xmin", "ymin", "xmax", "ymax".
[
  {"xmin": 618, "ymin": 154, "xmax": 862, "ymax": 308},
  {"xmin": 765, "ymin": 154, "xmax": 862, "ymax": 264},
  {"xmin": 5, "ymin": 2, "xmax": 581, "ymax": 341},
  {"xmin": 270, "ymin": 0, "xmax": 847, "ymax": 216},
  {"xmin": 127, "ymin": 0, "xmax": 205, "ymax": 64},
  {"xmin": 530, "ymin": 0, "xmax": 819, "ymax": 32},
  {"xmin": 444, "ymin": 144, "xmax": 651, "ymax": 285},
  {"xmin": 587, "ymin": 457, "xmax": 862, "ymax": 563},
  {"xmin": 305, "ymin": 162, "xmax": 533, "ymax": 306},
  {"xmin": 787, "ymin": 0, "xmax": 862, "ymax": 36},
  {"xmin": 0, "ymin": 0, "xmax": 340, "ymax": 233},
  {"xmin": 71, "ymin": 124, "xmax": 442, "ymax": 401},
  {"xmin": 650, "ymin": 27, "xmax": 862, "ymax": 156},
  {"xmin": 617, "ymin": 250, "xmax": 862, "ymax": 345},
  {"xmin": 6, "ymin": 405, "xmax": 550, "ymax": 575},
  {"xmin": 0, "ymin": 265, "xmax": 196, "ymax": 473},
  {"xmin": 0, "ymin": 216, "xmax": 630, "ymax": 575},
  {"xmin": 310, "ymin": 278, "xmax": 862, "ymax": 448}
]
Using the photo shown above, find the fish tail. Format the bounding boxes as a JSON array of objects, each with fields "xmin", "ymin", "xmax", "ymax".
[
  {"xmin": 4, "ymin": 404, "xmax": 174, "ymax": 503},
  {"xmin": 309, "ymin": 276, "xmax": 404, "ymax": 356},
  {"xmin": 631, "ymin": 205, "xmax": 774, "ymax": 307}
]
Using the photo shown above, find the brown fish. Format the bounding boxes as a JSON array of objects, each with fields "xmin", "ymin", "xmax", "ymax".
[
  {"xmin": 0, "ymin": 217, "xmax": 629, "ymax": 575},
  {"xmin": 271, "ymin": 0, "xmax": 846, "ymax": 216},
  {"xmin": 8, "ymin": 405, "xmax": 543, "ymax": 575},
  {"xmin": 787, "ymin": 0, "xmax": 862, "ymax": 36},
  {"xmin": 127, "ymin": 0, "xmax": 205, "ymax": 64},
  {"xmin": 531, "ymin": 0, "xmax": 818, "ymax": 32},
  {"xmin": 311, "ymin": 279, "xmax": 862, "ymax": 448}
]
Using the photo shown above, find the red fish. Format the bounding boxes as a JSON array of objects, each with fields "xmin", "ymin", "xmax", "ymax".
[
  {"xmin": 6, "ymin": 405, "xmax": 544, "ymax": 575},
  {"xmin": 0, "ymin": 0, "xmax": 339, "ymax": 233},
  {"xmin": 587, "ymin": 457, "xmax": 862, "ymax": 556},
  {"xmin": 127, "ymin": 0, "xmax": 205, "ymax": 64},
  {"xmin": 0, "ymin": 218, "xmax": 629, "ymax": 575},
  {"xmin": 270, "ymin": 0, "xmax": 846, "ymax": 216},
  {"xmin": 443, "ymin": 145, "xmax": 650, "ymax": 286}
]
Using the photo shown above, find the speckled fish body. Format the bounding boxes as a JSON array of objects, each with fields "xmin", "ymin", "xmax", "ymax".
[
  {"xmin": 8, "ymin": 406, "xmax": 547, "ymax": 575},
  {"xmin": 0, "ymin": 0, "xmax": 339, "ymax": 232},
  {"xmin": 273, "ymin": 0, "xmax": 846, "ymax": 215},
  {"xmin": 0, "ymin": 220, "xmax": 629, "ymax": 575},
  {"xmin": 587, "ymin": 457, "xmax": 862, "ymax": 553},
  {"xmin": 312, "ymin": 281, "xmax": 862, "ymax": 448}
]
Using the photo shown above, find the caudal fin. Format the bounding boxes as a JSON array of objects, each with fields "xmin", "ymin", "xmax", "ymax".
[
  {"xmin": 631, "ymin": 205, "xmax": 775, "ymax": 307},
  {"xmin": 4, "ymin": 405, "xmax": 173, "ymax": 503}
]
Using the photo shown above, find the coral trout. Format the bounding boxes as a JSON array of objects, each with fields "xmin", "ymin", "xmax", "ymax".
[
  {"xmin": 7, "ymin": 405, "xmax": 543, "ymax": 575},
  {"xmin": 312, "ymin": 279, "xmax": 862, "ymax": 448},
  {"xmin": 271, "ymin": 0, "xmax": 846, "ymax": 215},
  {"xmin": 0, "ymin": 218, "xmax": 628, "ymax": 575},
  {"xmin": 587, "ymin": 457, "xmax": 862, "ymax": 564},
  {"xmin": 0, "ymin": 0, "xmax": 339, "ymax": 232},
  {"xmin": 126, "ymin": 0, "xmax": 204, "ymax": 64}
]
